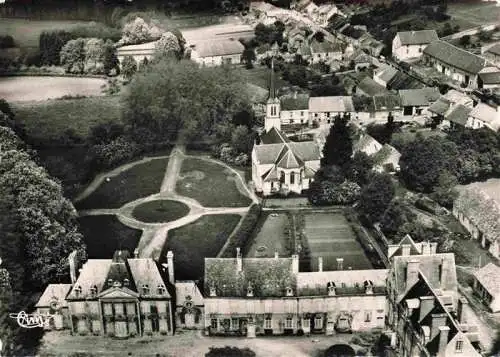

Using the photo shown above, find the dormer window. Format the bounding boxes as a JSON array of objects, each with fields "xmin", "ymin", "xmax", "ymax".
[
  {"xmin": 286, "ymin": 287, "xmax": 293, "ymax": 297},
  {"xmin": 364, "ymin": 280, "xmax": 374, "ymax": 294},
  {"xmin": 327, "ymin": 281, "xmax": 336, "ymax": 296},
  {"xmin": 108, "ymin": 279, "xmax": 113, "ymax": 286},
  {"xmin": 90, "ymin": 285, "xmax": 97, "ymax": 297},
  {"xmin": 157, "ymin": 284, "xmax": 165, "ymax": 295},
  {"xmin": 209, "ymin": 284, "xmax": 216, "ymax": 297},
  {"xmin": 74, "ymin": 285, "xmax": 82, "ymax": 296},
  {"xmin": 142, "ymin": 284, "xmax": 150, "ymax": 295},
  {"xmin": 247, "ymin": 284, "xmax": 254, "ymax": 297},
  {"xmin": 123, "ymin": 278, "xmax": 129, "ymax": 287}
]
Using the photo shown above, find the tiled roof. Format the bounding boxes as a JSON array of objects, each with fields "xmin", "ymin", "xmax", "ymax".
[
  {"xmin": 204, "ymin": 257, "xmax": 297, "ymax": 297},
  {"xmin": 473, "ymin": 263, "xmax": 500, "ymax": 296},
  {"xmin": 388, "ymin": 234, "xmax": 423, "ymax": 258},
  {"xmin": 192, "ymin": 39, "xmax": 244, "ymax": 58},
  {"xmin": 486, "ymin": 43, "xmax": 500, "ymax": 56},
  {"xmin": 479, "ymin": 71, "xmax": 500, "ymax": 84},
  {"xmin": 175, "ymin": 281, "xmax": 204, "ymax": 306},
  {"xmin": 260, "ymin": 127, "xmax": 290, "ymax": 144},
  {"xmin": 375, "ymin": 65, "xmax": 399, "ymax": 84},
  {"xmin": 428, "ymin": 98, "xmax": 451, "ymax": 115},
  {"xmin": 445, "ymin": 104, "xmax": 471, "ymax": 126},
  {"xmin": 303, "ymin": 166, "xmax": 316, "ymax": 178},
  {"xmin": 353, "ymin": 134, "xmax": 382, "ymax": 154},
  {"xmin": 356, "ymin": 77, "xmax": 389, "ymax": 97},
  {"xmin": 276, "ymin": 149, "xmax": 303, "ymax": 169},
  {"xmin": 399, "ymin": 87, "xmax": 441, "ymax": 107},
  {"xmin": 288, "ymin": 142, "xmax": 321, "ymax": 162},
  {"xmin": 373, "ymin": 94, "xmax": 401, "ymax": 111},
  {"xmin": 36, "ymin": 284, "xmax": 71, "ymax": 308},
  {"xmin": 423, "ymin": 40, "xmax": 486, "ymax": 75},
  {"xmin": 469, "ymin": 103, "xmax": 499, "ymax": 124},
  {"xmin": 280, "ymin": 94, "xmax": 309, "ymax": 110},
  {"xmin": 117, "ymin": 40, "xmax": 158, "ymax": 54},
  {"xmin": 308, "ymin": 96, "xmax": 354, "ymax": 112},
  {"xmin": 67, "ymin": 260, "xmax": 111, "ymax": 299},
  {"xmin": 397, "ymin": 30, "xmax": 438, "ymax": 46},
  {"xmin": 254, "ymin": 144, "xmax": 285, "ymax": 164},
  {"xmin": 128, "ymin": 258, "xmax": 170, "ymax": 298},
  {"xmin": 387, "ymin": 71, "xmax": 424, "ymax": 90},
  {"xmin": 262, "ymin": 166, "xmax": 279, "ymax": 182},
  {"xmin": 373, "ymin": 144, "xmax": 401, "ymax": 166}
]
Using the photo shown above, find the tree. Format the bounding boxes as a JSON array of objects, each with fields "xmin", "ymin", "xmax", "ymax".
[
  {"xmin": 459, "ymin": 35, "xmax": 471, "ymax": 47},
  {"xmin": 242, "ymin": 48, "xmax": 256, "ymax": 69},
  {"xmin": 308, "ymin": 179, "xmax": 361, "ymax": 206},
  {"xmin": 121, "ymin": 55, "xmax": 138, "ymax": 80},
  {"xmin": 346, "ymin": 152, "xmax": 374, "ymax": 186},
  {"xmin": 60, "ymin": 38, "xmax": 86, "ymax": 74},
  {"xmin": 84, "ymin": 37, "xmax": 105, "ymax": 69},
  {"xmin": 322, "ymin": 115, "xmax": 353, "ymax": 167},
  {"xmin": 358, "ymin": 173, "xmax": 395, "ymax": 223},
  {"xmin": 399, "ymin": 136, "xmax": 458, "ymax": 193},
  {"xmin": 206, "ymin": 346, "xmax": 256, "ymax": 357},
  {"xmin": 431, "ymin": 170, "xmax": 458, "ymax": 208},
  {"xmin": 120, "ymin": 17, "xmax": 162, "ymax": 45},
  {"xmin": 102, "ymin": 40, "xmax": 120, "ymax": 76},
  {"xmin": 380, "ymin": 200, "xmax": 416, "ymax": 240},
  {"xmin": 231, "ymin": 125, "xmax": 255, "ymax": 153},
  {"xmin": 155, "ymin": 32, "xmax": 181, "ymax": 59},
  {"xmin": 39, "ymin": 30, "xmax": 72, "ymax": 65}
]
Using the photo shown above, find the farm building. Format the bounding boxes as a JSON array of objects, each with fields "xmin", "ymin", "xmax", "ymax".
[
  {"xmin": 392, "ymin": 30, "xmax": 438, "ymax": 62},
  {"xmin": 308, "ymin": 96, "xmax": 355, "ymax": 127},
  {"xmin": 189, "ymin": 39, "xmax": 245, "ymax": 67},
  {"xmin": 116, "ymin": 41, "xmax": 158, "ymax": 68},
  {"xmin": 478, "ymin": 70, "xmax": 500, "ymax": 89},
  {"xmin": 428, "ymin": 89, "xmax": 474, "ymax": 129},
  {"xmin": 473, "ymin": 263, "xmax": 500, "ymax": 312},
  {"xmin": 483, "ymin": 42, "xmax": 500, "ymax": 67},
  {"xmin": 310, "ymin": 39, "xmax": 343, "ymax": 63},
  {"xmin": 399, "ymin": 87, "xmax": 441, "ymax": 117},
  {"xmin": 372, "ymin": 94, "xmax": 402, "ymax": 121},
  {"xmin": 467, "ymin": 102, "xmax": 500, "ymax": 130}
]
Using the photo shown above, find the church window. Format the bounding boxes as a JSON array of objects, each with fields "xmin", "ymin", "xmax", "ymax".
[
  {"xmin": 290, "ymin": 172, "xmax": 295, "ymax": 184},
  {"xmin": 280, "ymin": 171, "xmax": 285, "ymax": 183}
]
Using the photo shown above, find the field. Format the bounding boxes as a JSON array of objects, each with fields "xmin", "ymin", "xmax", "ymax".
[
  {"xmin": 78, "ymin": 215, "xmax": 142, "ymax": 258},
  {"xmin": 0, "ymin": 76, "xmax": 108, "ymax": 103},
  {"xmin": 76, "ymin": 157, "xmax": 169, "ymax": 210},
  {"xmin": 176, "ymin": 157, "xmax": 252, "ymax": 207},
  {"xmin": 447, "ymin": 2, "xmax": 500, "ymax": 28},
  {"xmin": 0, "ymin": 18, "xmax": 91, "ymax": 48},
  {"xmin": 131, "ymin": 199, "xmax": 190, "ymax": 223},
  {"xmin": 161, "ymin": 214, "xmax": 242, "ymax": 280},
  {"xmin": 245, "ymin": 213, "xmax": 291, "ymax": 258},
  {"xmin": 304, "ymin": 213, "xmax": 372, "ymax": 271},
  {"xmin": 13, "ymin": 95, "xmax": 122, "ymax": 140}
]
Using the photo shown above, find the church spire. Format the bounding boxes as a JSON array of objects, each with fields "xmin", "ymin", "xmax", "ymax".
[{"xmin": 269, "ymin": 57, "xmax": 276, "ymax": 100}]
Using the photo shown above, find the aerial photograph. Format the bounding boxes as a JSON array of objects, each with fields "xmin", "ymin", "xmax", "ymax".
[{"xmin": 0, "ymin": 0, "xmax": 499, "ymax": 355}]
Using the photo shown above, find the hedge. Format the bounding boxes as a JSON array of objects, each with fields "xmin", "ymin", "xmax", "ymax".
[{"xmin": 220, "ymin": 203, "xmax": 262, "ymax": 258}]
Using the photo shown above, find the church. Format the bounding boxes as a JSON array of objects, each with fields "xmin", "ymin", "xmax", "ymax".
[{"xmin": 251, "ymin": 60, "xmax": 322, "ymax": 196}]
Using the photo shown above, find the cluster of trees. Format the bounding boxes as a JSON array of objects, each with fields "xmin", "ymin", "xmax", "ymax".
[
  {"xmin": 60, "ymin": 37, "xmax": 119, "ymax": 74},
  {"xmin": 254, "ymin": 21, "xmax": 286, "ymax": 47},
  {"xmin": 119, "ymin": 16, "xmax": 163, "ymax": 45},
  {"xmin": 0, "ymin": 101, "xmax": 86, "ymax": 356}
]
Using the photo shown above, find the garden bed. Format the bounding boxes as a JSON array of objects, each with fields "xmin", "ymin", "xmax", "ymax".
[
  {"xmin": 75, "ymin": 157, "xmax": 169, "ymax": 210},
  {"xmin": 161, "ymin": 214, "xmax": 242, "ymax": 280},
  {"xmin": 78, "ymin": 215, "xmax": 142, "ymax": 259},
  {"xmin": 176, "ymin": 157, "xmax": 252, "ymax": 207},
  {"xmin": 131, "ymin": 199, "xmax": 190, "ymax": 223},
  {"xmin": 245, "ymin": 211, "xmax": 293, "ymax": 258}
]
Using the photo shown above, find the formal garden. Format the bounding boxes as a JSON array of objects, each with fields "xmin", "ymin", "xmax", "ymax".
[
  {"xmin": 131, "ymin": 199, "xmax": 190, "ymax": 223},
  {"xmin": 245, "ymin": 212, "xmax": 292, "ymax": 258}
]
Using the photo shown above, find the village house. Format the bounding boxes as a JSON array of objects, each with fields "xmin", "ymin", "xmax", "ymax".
[
  {"xmin": 374, "ymin": 65, "xmax": 399, "ymax": 88},
  {"xmin": 116, "ymin": 40, "xmax": 158, "ymax": 68},
  {"xmin": 372, "ymin": 144, "xmax": 401, "ymax": 173},
  {"xmin": 473, "ymin": 263, "xmax": 500, "ymax": 313},
  {"xmin": 467, "ymin": 102, "xmax": 500, "ymax": 130},
  {"xmin": 387, "ymin": 235, "xmax": 482, "ymax": 357},
  {"xmin": 422, "ymin": 40, "xmax": 487, "ymax": 88},
  {"xmin": 372, "ymin": 94, "xmax": 402, "ymax": 121},
  {"xmin": 353, "ymin": 134, "xmax": 383, "ymax": 157},
  {"xmin": 453, "ymin": 179, "xmax": 500, "ymax": 259},
  {"xmin": 310, "ymin": 40, "xmax": 343, "ymax": 63},
  {"xmin": 286, "ymin": 27, "xmax": 308, "ymax": 52},
  {"xmin": 428, "ymin": 89, "xmax": 474, "ymax": 129},
  {"xmin": 483, "ymin": 42, "xmax": 500, "ymax": 67},
  {"xmin": 203, "ymin": 251, "xmax": 388, "ymax": 337},
  {"xmin": 354, "ymin": 76, "xmax": 390, "ymax": 97},
  {"xmin": 189, "ymin": 39, "xmax": 245, "ymax": 67},
  {"xmin": 279, "ymin": 93, "xmax": 310, "ymax": 126},
  {"xmin": 374, "ymin": 64, "xmax": 423, "ymax": 91},
  {"xmin": 392, "ymin": 30, "xmax": 438, "ymax": 62},
  {"xmin": 399, "ymin": 87, "xmax": 441, "ymax": 117},
  {"xmin": 478, "ymin": 70, "xmax": 500, "ymax": 89},
  {"xmin": 308, "ymin": 96, "xmax": 355, "ymax": 127}
]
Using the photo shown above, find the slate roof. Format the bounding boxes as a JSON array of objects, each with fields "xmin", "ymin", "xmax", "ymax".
[
  {"xmin": 486, "ymin": 43, "xmax": 500, "ymax": 56},
  {"xmin": 36, "ymin": 284, "xmax": 72, "ymax": 308},
  {"xmin": 479, "ymin": 71, "xmax": 500, "ymax": 85},
  {"xmin": 308, "ymin": 96, "xmax": 355, "ymax": 112},
  {"xmin": 399, "ymin": 87, "xmax": 441, "ymax": 107},
  {"xmin": 192, "ymin": 39, "xmax": 244, "ymax": 58},
  {"xmin": 276, "ymin": 148, "xmax": 303, "ymax": 169},
  {"xmin": 67, "ymin": 260, "xmax": 112, "ymax": 299},
  {"xmin": 204, "ymin": 257, "xmax": 297, "ymax": 297},
  {"xmin": 396, "ymin": 30, "xmax": 438, "ymax": 46},
  {"xmin": 387, "ymin": 71, "xmax": 424, "ymax": 90},
  {"xmin": 262, "ymin": 166, "xmax": 279, "ymax": 181},
  {"xmin": 128, "ymin": 258, "xmax": 170, "ymax": 298},
  {"xmin": 260, "ymin": 127, "xmax": 290, "ymax": 144},
  {"xmin": 357, "ymin": 77, "xmax": 390, "ymax": 97},
  {"xmin": 373, "ymin": 94, "xmax": 401, "ymax": 111},
  {"xmin": 175, "ymin": 281, "xmax": 204, "ymax": 306},
  {"xmin": 423, "ymin": 40, "xmax": 486, "ymax": 75},
  {"xmin": 474, "ymin": 263, "xmax": 500, "ymax": 296},
  {"xmin": 445, "ymin": 104, "xmax": 472, "ymax": 126},
  {"xmin": 101, "ymin": 251, "xmax": 137, "ymax": 293},
  {"xmin": 117, "ymin": 40, "xmax": 158, "ymax": 54},
  {"xmin": 280, "ymin": 94, "xmax": 309, "ymax": 110}
]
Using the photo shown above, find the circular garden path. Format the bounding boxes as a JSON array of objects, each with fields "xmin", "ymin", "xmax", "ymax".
[{"xmin": 76, "ymin": 144, "xmax": 259, "ymax": 260}]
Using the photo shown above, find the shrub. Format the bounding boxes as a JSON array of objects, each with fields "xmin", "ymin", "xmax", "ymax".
[
  {"xmin": 69, "ymin": 22, "xmax": 121, "ymax": 42},
  {"xmin": 221, "ymin": 204, "xmax": 262, "ymax": 257},
  {"xmin": 88, "ymin": 136, "xmax": 139, "ymax": 170},
  {"xmin": 0, "ymin": 35, "xmax": 15, "ymax": 49}
]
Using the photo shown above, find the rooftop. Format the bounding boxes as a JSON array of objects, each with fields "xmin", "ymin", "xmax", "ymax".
[
  {"xmin": 280, "ymin": 94, "xmax": 309, "ymax": 110},
  {"xmin": 423, "ymin": 40, "xmax": 486, "ymax": 75},
  {"xmin": 485, "ymin": 42, "xmax": 500, "ymax": 56},
  {"xmin": 310, "ymin": 40, "xmax": 343, "ymax": 54},
  {"xmin": 192, "ymin": 39, "xmax": 245, "ymax": 58},
  {"xmin": 473, "ymin": 263, "xmax": 500, "ymax": 296},
  {"xmin": 396, "ymin": 30, "xmax": 438, "ymax": 46},
  {"xmin": 479, "ymin": 71, "xmax": 500, "ymax": 85},
  {"xmin": 35, "ymin": 284, "xmax": 72, "ymax": 308},
  {"xmin": 356, "ymin": 77, "xmax": 390, "ymax": 97},
  {"xmin": 308, "ymin": 96, "xmax": 355, "ymax": 113},
  {"xmin": 399, "ymin": 87, "xmax": 441, "ymax": 107},
  {"xmin": 445, "ymin": 104, "xmax": 472, "ymax": 126},
  {"xmin": 373, "ymin": 94, "xmax": 401, "ymax": 111}
]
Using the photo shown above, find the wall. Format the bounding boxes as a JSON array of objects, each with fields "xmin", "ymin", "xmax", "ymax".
[
  {"xmin": 191, "ymin": 52, "xmax": 242, "ymax": 67},
  {"xmin": 280, "ymin": 109, "xmax": 309, "ymax": 124},
  {"xmin": 393, "ymin": 43, "xmax": 427, "ymax": 62}
]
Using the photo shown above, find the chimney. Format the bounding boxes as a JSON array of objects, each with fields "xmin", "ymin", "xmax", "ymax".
[
  {"xmin": 318, "ymin": 257, "xmax": 323, "ymax": 272},
  {"xmin": 401, "ymin": 244, "xmax": 411, "ymax": 256},
  {"xmin": 236, "ymin": 247, "xmax": 242, "ymax": 272},
  {"xmin": 292, "ymin": 254, "xmax": 299, "ymax": 274},
  {"xmin": 336, "ymin": 258, "xmax": 344, "ymax": 270},
  {"xmin": 419, "ymin": 296, "xmax": 435, "ymax": 322},
  {"xmin": 406, "ymin": 259, "xmax": 419, "ymax": 288},
  {"xmin": 274, "ymin": 251, "xmax": 279, "ymax": 259},
  {"xmin": 431, "ymin": 313, "xmax": 448, "ymax": 340},
  {"xmin": 438, "ymin": 325, "xmax": 450, "ymax": 356},
  {"xmin": 68, "ymin": 250, "xmax": 79, "ymax": 284},
  {"xmin": 421, "ymin": 241, "xmax": 431, "ymax": 255},
  {"xmin": 430, "ymin": 242, "xmax": 438, "ymax": 254},
  {"xmin": 457, "ymin": 297, "xmax": 468, "ymax": 324},
  {"xmin": 166, "ymin": 251, "xmax": 175, "ymax": 283},
  {"xmin": 134, "ymin": 248, "xmax": 139, "ymax": 258}
]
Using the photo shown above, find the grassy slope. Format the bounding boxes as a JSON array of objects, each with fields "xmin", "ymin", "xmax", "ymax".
[
  {"xmin": 78, "ymin": 215, "xmax": 142, "ymax": 258},
  {"xmin": 162, "ymin": 214, "xmax": 242, "ymax": 280},
  {"xmin": 176, "ymin": 157, "xmax": 252, "ymax": 207},
  {"xmin": 13, "ymin": 96, "xmax": 122, "ymax": 140},
  {"xmin": 131, "ymin": 199, "xmax": 190, "ymax": 223},
  {"xmin": 76, "ymin": 157, "xmax": 169, "ymax": 210}
]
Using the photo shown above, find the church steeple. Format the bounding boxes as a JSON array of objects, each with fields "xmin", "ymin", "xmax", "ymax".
[
  {"xmin": 269, "ymin": 57, "xmax": 276, "ymax": 100},
  {"xmin": 265, "ymin": 56, "xmax": 281, "ymax": 132}
]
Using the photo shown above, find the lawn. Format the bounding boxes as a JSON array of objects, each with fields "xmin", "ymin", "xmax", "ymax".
[
  {"xmin": 447, "ymin": 2, "xmax": 500, "ymax": 27},
  {"xmin": 452, "ymin": 235, "xmax": 498, "ymax": 268},
  {"xmin": 75, "ymin": 157, "xmax": 169, "ymax": 210},
  {"xmin": 78, "ymin": 215, "xmax": 142, "ymax": 259},
  {"xmin": 0, "ymin": 18, "xmax": 91, "ymax": 48},
  {"xmin": 245, "ymin": 212, "xmax": 292, "ymax": 258},
  {"xmin": 13, "ymin": 95, "xmax": 122, "ymax": 141},
  {"xmin": 161, "ymin": 214, "xmax": 242, "ymax": 280},
  {"xmin": 132, "ymin": 199, "xmax": 190, "ymax": 223},
  {"xmin": 176, "ymin": 157, "xmax": 252, "ymax": 207},
  {"xmin": 304, "ymin": 213, "xmax": 373, "ymax": 271}
]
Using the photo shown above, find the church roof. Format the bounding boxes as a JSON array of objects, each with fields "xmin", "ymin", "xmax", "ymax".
[
  {"xmin": 262, "ymin": 166, "xmax": 279, "ymax": 181},
  {"xmin": 260, "ymin": 127, "xmax": 290, "ymax": 144},
  {"xmin": 276, "ymin": 148, "xmax": 304, "ymax": 169}
]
